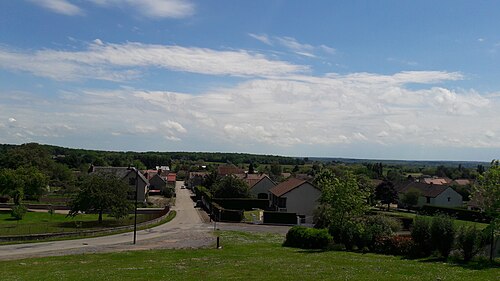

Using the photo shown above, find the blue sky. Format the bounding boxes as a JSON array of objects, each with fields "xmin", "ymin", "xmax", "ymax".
[{"xmin": 1, "ymin": 0, "xmax": 500, "ymax": 161}]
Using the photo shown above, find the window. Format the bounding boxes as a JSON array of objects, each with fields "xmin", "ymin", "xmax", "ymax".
[
  {"xmin": 426, "ymin": 197, "xmax": 430, "ymax": 204},
  {"xmin": 447, "ymin": 197, "xmax": 451, "ymax": 202}
]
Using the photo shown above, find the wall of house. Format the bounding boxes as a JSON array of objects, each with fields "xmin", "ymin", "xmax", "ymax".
[
  {"xmin": 125, "ymin": 173, "xmax": 148, "ymax": 203},
  {"xmin": 150, "ymin": 176, "xmax": 166, "ymax": 190},
  {"xmin": 249, "ymin": 177, "xmax": 276, "ymax": 199},
  {"xmin": 433, "ymin": 187, "xmax": 463, "ymax": 207},
  {"xmin": 281, "ymin": 183, "xmax": 321, "ymax": 223}
]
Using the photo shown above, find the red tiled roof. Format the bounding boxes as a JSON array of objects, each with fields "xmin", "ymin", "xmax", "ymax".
[
  {"xmin": 167, "ymin": 173, "xmax": 176, "ymax": 182},
  {"xmin": 269, "ymin": 178, "xmax": 311, "ymax": 197},
  {"xmin": 423, "ymin": 178, "xmax": 449, "ymax": 185},
  {"xmin": 453, "ymin": 179, "xmax": 471, "ymax": 186},
  {"xmin": 217, "ymin": 165, "xmax": 244, "ymax": 176}
]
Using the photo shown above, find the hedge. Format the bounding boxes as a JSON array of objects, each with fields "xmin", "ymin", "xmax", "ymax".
[
  {"xmin": 263, "ymin": 211, "xmax": 298, "ymax": 224},
  {"xmin": 212, "ymin": 198, "xmax": 269, "ymax": 211},
  {"xmin": 211, "ymin": 202, "xmax": 243, "ymax": 222},
  {"xmin": 419, "ymin": 205, "xmax": 490, "ymax": 223},
  {"xmin": 283, "ymin": 226, "xmax": 332, "ymax": 249}
]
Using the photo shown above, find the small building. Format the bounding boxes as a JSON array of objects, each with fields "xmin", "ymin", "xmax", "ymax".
[
  {"xmin": 269, "ymin": 178, "xmax": 321, "ymax": 223},
  {"xmin": 398, "ymin": 182, "xmax": 463, "ymax": 208}
]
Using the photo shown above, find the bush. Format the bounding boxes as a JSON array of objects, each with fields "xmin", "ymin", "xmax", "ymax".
[
  {"xmin": 11, "ymin": 204, "xmax": 28, "ymax": 220},
  {"xmin": 329, "ymin": 220, "xmax": 364, "ymax": 251},
  {"xmin": 420, "ymin": 205, "xmax": 490, "ymax": 223},
  {"xmin": 373, "ymin": 235, "xmax": 416, "ymax": 256},
  {"xmin": 284, "ymin": 226, "xmax": 333, "ymax": 249},
  {"xmin": 456, "ymin": 225, "xmax": 488, "ymax": 262},
  {"xmin": 430, "ymin": 215, "xmax": 456, "ymax": 258},
  {"xmin": 411, "ymin": 216, "xmax": 433, "ymax": 257}
]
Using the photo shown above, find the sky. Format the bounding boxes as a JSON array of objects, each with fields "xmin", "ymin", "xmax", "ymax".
[{"xmin": 1, "ymin": 0, "xmax": 500, "ymax": 161}]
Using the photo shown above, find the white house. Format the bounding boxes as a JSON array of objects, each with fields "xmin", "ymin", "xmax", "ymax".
[
  {"xmin": 269, "ymin": 178, "xmax": 321, "ymax": 223},
  {"xmin": 398, "ymin": 182, "xmax": 463, "ymax": 208}
]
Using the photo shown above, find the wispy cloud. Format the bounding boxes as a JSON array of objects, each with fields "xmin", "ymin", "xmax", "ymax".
[
  {"xmin": 249, "ymin": 33, "xmax": 336, "ymax": 58},
  {"xmin": 29, "ymin": 0, "xmax": 194, "ymax": 19},
  {"xmin": 0, "ymin": 41, "xmax": 307, "ymax": 81},
  {"xmin": 89, "ymin": 0, "xmax": 195, "ymax": 19},
  {"xmin": 29, "ymin": 0, "xmax": 83, "ymax": 16}
]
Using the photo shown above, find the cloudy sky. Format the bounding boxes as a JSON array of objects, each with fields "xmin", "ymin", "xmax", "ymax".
[{"xmin": 1, "ymin": 1, "xmax": 500, "ymax": 161}]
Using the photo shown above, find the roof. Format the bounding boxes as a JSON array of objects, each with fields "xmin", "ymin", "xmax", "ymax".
[
  {"xmin": 92, "ymin": 166, "xmax": 149, "ymax": 185},
  {"xmin": 249, "ymin": 175, "xmax": 276, "ymax": 189},
  {"xmin": 423, "ymin": 178, "xmax": 449, "ymax": 185},
  {"xmin": 217, "ymin": 164, "xmax": 244, "ymax": 176},
  {"xmin": 453, "ymin": 179, "xmax": 471, "ymax": 186},
  {"xmin": 167, "ymin": 173, "xmax": 177, "ymax": 182},
  {"xmin": 400, "ymin": 182, "xmax": 449, "ymax": 198},
  {"xmin": 269, "ymin": 178, "xmax": 317, "ymax": 197}
]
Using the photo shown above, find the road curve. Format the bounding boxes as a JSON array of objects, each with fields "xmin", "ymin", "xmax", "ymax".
[{"xmin": 0, "ymin": 181, "xmax": 212, "ymax": 260}]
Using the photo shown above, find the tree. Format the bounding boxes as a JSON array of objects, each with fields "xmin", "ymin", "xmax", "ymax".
[
  {"xmin": 375, "ymin": 181, "xmax": 398, "ymax": 211},
  {"xmin": 19, "ymin": 167, "xmax": 48, "ymax": 201},
  {"xmin": 401, "ymin": 188, "xmax": 421, "ymax": 209},
  {"xmin": 68, "ymin": 174, "xmax": 132, "ymax": 223},
  {"xmin": 212, "ymin": 175, "xmax": 250, "ymax": 198},
  {"xmin": 248, "ymin": 163, "xmax": 255, "ymax": 174},
  {"xmin": 316, "ymin": 171, "xmax": 369, "ymax": 231},
  {"xmin": 0, "ymin": 169, "xmax": 24, "ymax": 205}
]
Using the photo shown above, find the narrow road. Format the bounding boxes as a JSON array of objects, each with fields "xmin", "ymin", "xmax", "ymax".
[{"xmin": 0, "ymin": 181, "xmax": 213, "ymax": 260}]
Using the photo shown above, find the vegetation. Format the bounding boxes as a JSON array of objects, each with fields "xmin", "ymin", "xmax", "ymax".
[
  {"xmin": 212, "ymin": 175, "xmax": 250, "ymax": 198},
  {"xmin": 283, "ymin": 226, "xmax": 332, "ymax": 249},
  {"xmin": 0, "ymin": 231, "xmax": 497, "ymax": 281},
  {"xmin": 68, "ymin": 174, "xmax": 132, "ymax": 223}
]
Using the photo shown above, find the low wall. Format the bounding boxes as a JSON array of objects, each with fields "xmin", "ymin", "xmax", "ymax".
[{"xmin": 0, "ymin": 207, "xmax": 171, "ymax": 242}]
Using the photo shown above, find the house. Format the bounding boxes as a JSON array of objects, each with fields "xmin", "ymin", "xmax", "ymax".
[
  {"xmin": 422, "ymin": 177, "xmax": 452, "ymax": 185},
  {"xmin": 245, "ymin": 174, "xmax": 276, "ymax": 199},
  {"xmin": 148, "ymin": 173, "xmax": 167, "ymax": 195},
  {"xmin": 398, "ymin": 182, "xmax": 463, "ymax": 208},
  {"xmin": 269, "ymin": 178, "xmax": 321, "ymax": 223},
  {"xmin": 90, "ymin": 166, "xmax": 149, "ymax": 203},
  {"xmin": 166, "ymin": 173, "xmax": 177, "ymax": 185},
  {"xmin": 187, "ymin": 171, "xmax": 209, "ymax": 189}
]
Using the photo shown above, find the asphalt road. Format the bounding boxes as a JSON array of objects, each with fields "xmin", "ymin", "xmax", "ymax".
[
  {"xmin": 0, "ymin": 181, "xmax": 212, "ymax": 260},
  {"xmin": 0, "ymin": 181, "xmax": 290, "ymax": 261}
]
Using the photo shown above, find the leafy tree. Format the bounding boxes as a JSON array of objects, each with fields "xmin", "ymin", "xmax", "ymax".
[
  {"xmin": 248, "ymin": 163, "xmax": 255, "ymax": 174},
  {"xmin": 11, "ymin": 204, "xmax": 27, "ymax": 220},
  {"xmin": 212, "ymin": 175, "xmax": 250, "ymax": 198},
  {"xmin": 430, "ymin": 215, "xmax": 455, "ymax": 259},
  {"xmin": 68, "ymin": 174, "xmax": 132, "ymax": 223},
  {"xmin": 375, "ymin": 181, "xmax": 398, "ymax": 211},
  {"xmin": 0, "ymin": 169, "xmax": 24, "ymax": 205},
  {"xmin": 401, "ymin": 188, "xmax": 421, "ymax": 209},
  {"xmin": 19, "ymin": 167, "xmax": 48, "ymax": 201},
  {"xmin": 316, "ymin": 171, "xmax": 369, "ymax": 232}
]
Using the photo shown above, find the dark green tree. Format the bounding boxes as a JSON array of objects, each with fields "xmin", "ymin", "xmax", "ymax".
[
  {"xmin": 0, "ymin": 169, "xmax": 24, "ymax": 205},
  {"xmin": 212, "ymin": 175, "xmax": 250, "ymax": 198},
  {"xmin": 68, "ymin": 174, "xmax": 132, "ymax": 223},
  {"xmin": 248, "ymin": 163, "xmax": 255, "ymax": 174},
  {"xmin": 375, "ymin": 181, "xmax": 398, "ymax": 211}
]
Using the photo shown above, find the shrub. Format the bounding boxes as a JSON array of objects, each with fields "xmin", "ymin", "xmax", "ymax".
[
  {"xmin": 430, "ymin": 215, "xmax": 456, "ymax": 259},
  {"xmin": 284, "ymin": 226, "xmax": 333, "ymax": 249},
  {"xmin": 411, "ymin": 216, "xmax": 433, "ymax": 257},
  {"xmin": 456, "ymin": 225, "xmax": 488, "ymax": 262},
  {"xmin": 373, "ymin": 235, "xmax": 416, "ymax": 256},
  {"xmin": 11, "ymin": 204, "xmax": 28, "ymax": 220},
  {"xmin": 329, "ymin": 221, "xmax": 363, "ymax": 251}
]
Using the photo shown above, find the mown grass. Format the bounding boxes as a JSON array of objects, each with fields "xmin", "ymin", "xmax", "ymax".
[
  {"xmin": 0, "ymin": 210, "xmax": 155, "ymax": 236},
  {"xmin": 0, "ymin": 231, "xmax": 497, "ymax": 281},
  {"xmin": 377, "ymin": 210, "xmax": 490, "ymax": 229}
]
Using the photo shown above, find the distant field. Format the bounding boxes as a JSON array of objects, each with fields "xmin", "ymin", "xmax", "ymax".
[{"xmin": 0, "ymin": 231, "xmax": 497, "ymax": 280}]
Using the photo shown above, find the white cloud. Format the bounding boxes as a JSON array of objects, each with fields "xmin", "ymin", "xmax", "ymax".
[
  {"xmin": 29, "ymin": 0, "xmax": 83, "ymax": 16},
  {"xmin": 8, "ymin": 117, "xmax": 16, "ymax": 123},
  {"xmin": 162, "ymin": 120, "xmax": 187, "ymax": 133},
  {"xmin": 248, "ymin": 33, "xmax": 272, "ymax": 45},
  {"xmin": 249, "ymin": 34, "xmax": 336, "ymax": 58},
  {"xmin": 90, "ymin": 0, "xmax": 195, "ymax": 19},
  {"xmin": 0, "ymin": 42, "xmax": 307, "ymax": 81}
]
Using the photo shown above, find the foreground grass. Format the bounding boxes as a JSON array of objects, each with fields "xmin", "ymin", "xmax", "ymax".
[{"xmin": 0, "ymin": 231, "xmax": 497, "ymax": 280}]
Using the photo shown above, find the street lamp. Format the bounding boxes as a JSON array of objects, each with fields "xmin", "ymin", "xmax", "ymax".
[{"xmin": 128, "ymin": 166, "xmax": 139, "ymax": 245}]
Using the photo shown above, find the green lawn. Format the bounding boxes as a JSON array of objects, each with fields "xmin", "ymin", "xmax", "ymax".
[
  {"xmin": 376, "ymin": 210, "xmax": 490, "ymax": 229},
  {"xmin": 0, "ymin": 231, "xmax": 497, "ymax": 280},
  {"xmin": 0, "ymin": 210, "xmax": 155, "ymax": 236}
]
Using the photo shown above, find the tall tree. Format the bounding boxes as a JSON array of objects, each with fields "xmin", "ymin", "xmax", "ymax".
[
  {"xmin": 316, "ymin": 171, "xmax": 369, "ymax": 230},
  {"xmin": 0, "ymin": 169, "xmax": 24, "ymax": 205},
  {"xmin": 68, "ymin": 174, "xmax": 132, "ymax": 223},
  {"xmin": 375, "ymin": 181, "xmax": 398, "ymax": 211}
]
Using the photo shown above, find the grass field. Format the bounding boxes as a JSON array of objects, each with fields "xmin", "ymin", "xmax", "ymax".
[
  {"xmin": 376, "ymin": 210, "xmax": 490, "ymax": 229},
  {"xmin": 0, "ymin": 231, "xmax": 497, "ymax": 280},
  {"xmin": 0, "ymin": 210, "xmax": 155, "ymax": 236}
]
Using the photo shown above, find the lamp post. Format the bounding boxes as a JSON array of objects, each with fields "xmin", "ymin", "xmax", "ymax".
[{"xmin": 128, "ymin": 166, "xmax": 139, "ymax": 245}]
